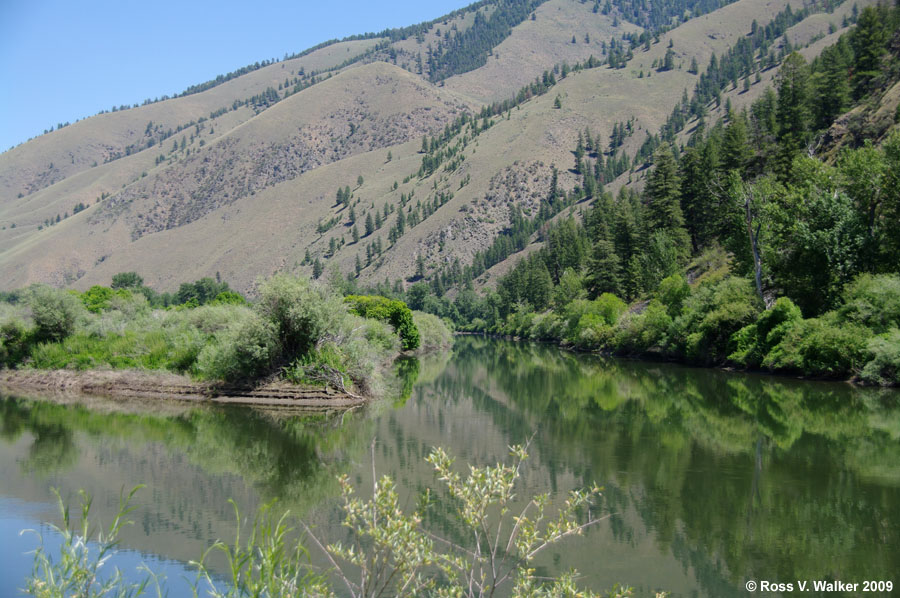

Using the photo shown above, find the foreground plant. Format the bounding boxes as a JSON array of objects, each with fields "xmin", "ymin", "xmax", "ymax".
[
  {"xmin": 26, "ymin": 447, "xmax": 664, "ymax": 598},
  {"xmin": 23, "ymin": 486, "xmax": 160, "ymax": 598},
  {"xmin": 302, "ymin": 443, "xmax": 640, "ymax": 598}
]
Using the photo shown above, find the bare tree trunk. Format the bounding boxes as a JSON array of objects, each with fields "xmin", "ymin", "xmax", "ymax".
[{"xmin": 744, "ymin": 186, "xmax": 764, "ymax": 302}]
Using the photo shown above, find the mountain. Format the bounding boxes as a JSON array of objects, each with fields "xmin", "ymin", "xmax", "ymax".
[{"xmin": 0, "ymin": 0, "xmax": 876, "ymax": 294}]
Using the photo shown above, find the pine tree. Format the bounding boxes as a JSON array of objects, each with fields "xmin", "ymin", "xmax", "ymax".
[
  {"xmin": 775, "ymin": 52, "xmax": 811, "ymax": 176},
  {"xmin": 586, "ymin": 216, "xmax": 622, "ymax": 298},
  {"xmin": 365, "ymin": 213, "xmax": 374, "ymax": 236},
  {"xmin": 312, "ymin": 258, "xmax": 323, "ymax": 279},
  {"xmin": 416, "ymin": 254, "xmax": 426, "ymax": 279},
  {"xmin": 644, "ymin": 145, "xmax": 690, "ymax": 259},
  {"xmin": 721, "ymin": 111, "xmax": 752, "ymax": 175}
]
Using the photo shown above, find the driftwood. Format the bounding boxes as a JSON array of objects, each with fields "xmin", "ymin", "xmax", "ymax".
[{"xmin": 298, "ymin": 363, "xmax": 364, "ymax": 399}]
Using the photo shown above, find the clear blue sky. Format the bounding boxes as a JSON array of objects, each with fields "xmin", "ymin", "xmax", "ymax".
[{"xmin": 0, "ymin": 0, "xmax": 472, "ymax": 152}]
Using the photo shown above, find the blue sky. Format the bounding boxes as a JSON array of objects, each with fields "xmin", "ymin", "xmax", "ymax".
[{"xmin": 0, "ymin": 0, "xmax": 472, "ymax": 152}]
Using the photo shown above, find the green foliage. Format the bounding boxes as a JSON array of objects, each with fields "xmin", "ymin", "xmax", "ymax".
[
  {"xmin": 860, "ymin": 329, "xmax": 900, "ymax": 386},
  {"xmin": 177, "ymin": 277, "xmax": 232, "ymax": 306},
  {"xmin": 211, "ymin": 291, "xmax": 248, "ymax": 306},
  {"xmin": 728, "ymin": 297, "xmax": 803, "ymax": 368},
  {"xmin": 80, "ymin": 286, "xmax": 134, "ymax": 313},
  {"xmin": 27, "ymin": 285, "xmax": 85, "ymax": 343},
  {"xmin": 0, "ymin": 316, "xmax": 30, "ymax": 367},
  {"xmin": 257, "ymin": 274, "xmax": 348, "ymax": 358},
  {"xmin": 763, "ymin": 315, "xmax": 872, "ymax": 377},
  {"xmin": 196, "ymin": 313, "xmax": 280, "ymax": 382},
  {"xmin": 616, "ymin": 300, "xmax": 672, "ymax": 353},
  {"xmin": 673, "ymin": 277, "xmax": 761, "ymax": 364},
  {"xmin": 657, "ymin": 273, "xmax": 690, "ymax": 317},
  {"xmin": 838, "ymin": 274, "xmax": 900, "ymax": 334},
  {"xmin": 411, "ymin": 311, "xmax": 453, "ymax": 352},
  {"xmin": 110, "ymin": 272, "xmax": 143, "ymax": 289},
  {"xmin": 346, "ymin": 295, "xmax": 420, "ymax": 351}
]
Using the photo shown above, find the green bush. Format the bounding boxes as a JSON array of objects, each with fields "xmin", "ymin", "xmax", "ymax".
[
  {"xmin": 838, "ymin": 274, "xmax": 900, "ymax": 333},
  {"xmin": 412, "ymin": 311, "xmax": 453, "ymax": 352},
  {"xmin": 211, "ymin": 291, "xmax": 247, "ymax": 305},
  {"xmin": 763, "ymin": 315, "xmax": 872, "ymax": 377},
  {"xmin": 561, "ymin": 294, "xmax": 626, "ymax": 343},
  {"xmin": 27, "ymin": 285, "xmax": 85, "ymax": 342},
  {"xmin": 657, "ymin": 273, "xmax": 690, "ymax": 316},
  {"xmin": 615, "ymin": 299, "xmax": 672, "ymax": 354},
  {"xmin": 79, "ymin": 286, "xmax": 134, "ymax": 313},
  {"xmin": 572, "ymin": 313, "xmax": 615, "ymax": 350},
  {"xmin": 529, "ymin": 311, "xmax": 564, "ymax": 341},
  {"xmin": 0, "ymin": 317, "xmax": 31, "ymax": 367},
  {"xmin": 346, "ymin": 295, "xmax": 420, "ymax": 351},
  {"xmin": 257, "ymin": 275, "xmax": 348, "ymax": 358},
  {"xmin": 673, "ymin": 276, "xmax": 761, "ymax": 364},
  {"xmin": 859, "ymin": 329, "xmax": 900, "ymax": 386},
  {"xmin": 729, "ymin": 297, "xmax": 803, "ymax": 368},
  {"xmin": 196, "ymin": 314, "xmax": 279, "ymax": 382},
  {"xmin": 595, "ymin": 293, "xmax": 628, "ymax": 325}
]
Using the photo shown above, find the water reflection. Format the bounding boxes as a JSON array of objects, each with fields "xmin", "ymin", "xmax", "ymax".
[{"xmin": 1, "ymin": 339, "xmax": 898, "ymax": 597}]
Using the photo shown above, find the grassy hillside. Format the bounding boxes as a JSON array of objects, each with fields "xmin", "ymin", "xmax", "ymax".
[{"xmin": 0, "ymin": 0, "xmax": 869, "ymax": 295}]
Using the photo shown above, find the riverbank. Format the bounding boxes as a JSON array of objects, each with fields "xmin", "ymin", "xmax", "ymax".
[
  {"xmin": 0, "ymin": 368, "xmax": 366, "ymax": 409},
  {"xmin": 455, "ymin": 330, "xmax": 888, "ymax": 388}
]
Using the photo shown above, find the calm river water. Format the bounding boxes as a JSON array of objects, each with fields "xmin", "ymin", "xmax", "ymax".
[{"xmin": 1, "ymin": 337, "xmax": 899, "ymax": 596}]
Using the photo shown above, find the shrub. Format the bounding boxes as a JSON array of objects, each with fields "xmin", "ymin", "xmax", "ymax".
[
  {"xmin": 412, "ymin": 311, "xmax": 453, "ymax": 352},
  {"xmin": 763, "ymin": 315, "xmax": 872, "ymax": 377},
  {"xmin": 80, "ymin": 285, "xmax": 116, "ymax": 313},
  {"xmin": 657, "ymin": 273, "xmax": 690, "ymax": 316},
  {"xmin": 838, "ymin": 274, "xmax": 900, "ymax": 333},
  {"xmin": 346, "ymin": 295, "xmax": 420, "ymax": 351},
  {"xmin": 196, "ymin": 314, "xmax": 279, "ymax": 382},
  {"xmin": 615, "ymin": 299, "xmax": 672, "ymax": 354},
  {"xmin": 572, "ymin": 313, "xmax": 615, "ymax": 350},
  {"xmin": 0, "ymin": 317, "xmax": 30, "ymax": 367},
  {"xmin": 529, "ymin": 311, "xmax": 564, "ymax": 341},
  {"xmin": 256, "ymin": 275, "xmax": 348, "ymax": 358},
  {"xmin": 859, "ymin": 329, "xmax": 900, "ymax": 386},
  {"xmin": 595, "ymin": 293, "xmax": 627, "ymax": 325},
  {"xmin": 729, "ymin": 297, "xmax": 803, "ymax": 368},
  {"xmin": 211, "ymin": 291, "xmax": 247, "ymax": 305},
  {"xmin": 562, "ymin": 294, "xmax": 626, "ymax": 342},
  {"xmin": 673, "ymin": 277, "xmax": 761, "ymax": 364},
  {"xmin": 27, "ymin": 285, "xmax": 85, "ymax": 342}
]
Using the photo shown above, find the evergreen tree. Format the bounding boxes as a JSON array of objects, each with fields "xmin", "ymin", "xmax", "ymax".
[
  {"xmin": 849, "ymin": 6, "xmax": 888, "ymax": 97},
  {"xmin": 775, "ymin": 52, "xmax": 811, "ymax": 178},
  {"xmin": 644, "ymin": 145, "xmax": 690, "ymax": 259},
  {"xmin": 720, "ymin": 111, "xmax": 752, "ymax": 175},
  {"xmin": 416, "ymin": 254, "xmax": 426, "ymax": 279},
  {"xmin": 312, "ymin": 258, "xmax": 324, "ymax": 279},
  {"xmin": 365, "ymin": 213, "xmax": 374, "ymax": 236}
]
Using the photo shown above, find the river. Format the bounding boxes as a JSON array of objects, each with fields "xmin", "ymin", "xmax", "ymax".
[{"xmin": 1, "ymin": 337, "xmax": 899, "ymax": 596}]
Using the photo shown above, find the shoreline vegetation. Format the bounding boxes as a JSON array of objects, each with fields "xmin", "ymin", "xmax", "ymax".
[
  {"xmin": 397, "ymin": 5, "xmax": 900, "ymax": 387},
  {"xmin": 0, "ymin": 272, "xmax": 453, "ymax": 406}
]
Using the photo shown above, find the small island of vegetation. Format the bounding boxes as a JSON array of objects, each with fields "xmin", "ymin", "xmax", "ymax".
[{"xmin": 0, "ymin": 272, "xmax": 452, "ymax": 403}]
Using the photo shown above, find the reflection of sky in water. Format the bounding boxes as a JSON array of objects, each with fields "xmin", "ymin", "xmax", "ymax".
[{"xmin": 0, "ymin": 497, "xmax": 213, "ymax": 597}]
